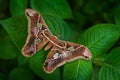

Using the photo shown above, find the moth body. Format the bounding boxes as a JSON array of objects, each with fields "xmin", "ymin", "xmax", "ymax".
[{"xmin": 22, "ymin": 9, "xmax": 92, "ymax": 73}]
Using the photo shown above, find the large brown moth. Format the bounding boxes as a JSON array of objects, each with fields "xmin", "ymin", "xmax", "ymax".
[{"xmin": 22, "ymin": 9, "xmax": 92, "ymax": 73}]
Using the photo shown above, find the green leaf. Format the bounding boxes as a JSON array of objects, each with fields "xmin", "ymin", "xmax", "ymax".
[
  {"xmin": 91, "ymin": 65, "xmax": 100, "ymax": 80},
  {"xmin": 0, "ymin": 15, "xmax": 28, "ymax": 50},
  {"xmin": 10, "ymin": 0, "xmax": 28, "ymax": 16},
  {"xmin": 103, "ymin": 10, "xmax": 115, "ymax": 23},
  {"xmin": 43, "ymin": 15, "xmax": 71, "ymax": 40},
  {"xmin": 72, "ymin": 12, "xmax": 86, "ymax": 29},
  {"xmin": 72, "ymin": 0, "xmax": 84, "ymax": 9},
  {"xmin": 63, "ymin": 60, "xmax": 93, "ymax": 80},
  {"xmin": 29, "ymin": 50, "xmax": 61, "ymax": 80},
  {"xmin": 78, "ymin": 24, "xmax": 120, "ymax": 58},
  {"xmin": 0, "ymin": 36, "xmax": 17, "ymax": 59},
  {"xmin": 0, "ymin": 26, "xmax": 8, "ymax": 37},
  {"xmin": 0, "ymin": 59, "xmax": 16, "ymax": 74},
  {"xmin": 84, "ymin": 1, "xmax": 97, "ymax": 15},
  {"xmin": 114, "ymin": 4, "xmax": 120, "ymax": 28},
  {"xmin": 30, "ymin": 0, "xmax": 72, "ymax": 19},
  {"xmin": 17, "ymin": 54, "xmax": 30, "ymax": 66},
  {"xmin": 98, "ymin": 47, "xmax": 120, "ymax": 80},
  {"xmin": 9, "ymin": 68, "xmax": 34, "ymax": 80},
  {"xmin": 0, "ymin": 27, "xmax": 17, "ymax": 59}
]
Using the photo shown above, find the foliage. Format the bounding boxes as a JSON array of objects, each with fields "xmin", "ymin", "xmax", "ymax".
[{"xmin": 0, "ymin": 0, "xmax": 120, "ymax": 80}]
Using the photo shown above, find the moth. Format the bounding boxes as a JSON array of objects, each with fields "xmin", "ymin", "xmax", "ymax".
[{"xmin": 22, "ymin": 9, "xmax": 92, "ymax": 73}]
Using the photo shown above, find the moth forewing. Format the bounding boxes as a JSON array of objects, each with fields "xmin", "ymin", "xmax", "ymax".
[
  {"xmin": 22, "ymin": 9, "xmax": 49, "ymax": 56},
  {"xmin": 22, "ymin": 10, "xmax": 37, "ymax": 56}
]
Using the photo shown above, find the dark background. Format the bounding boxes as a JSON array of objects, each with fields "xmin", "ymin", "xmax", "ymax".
[{"xmin": 0, "ymin": 0, "xmax": 120, "ymax": 80}]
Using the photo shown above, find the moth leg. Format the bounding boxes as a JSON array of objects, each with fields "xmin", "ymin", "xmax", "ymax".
[{"xmin": 44, "ymin": 42, "xmax": 53, "ymax": 51}]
